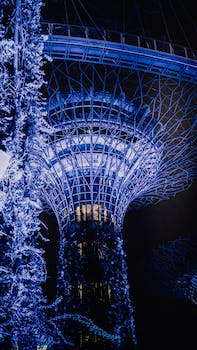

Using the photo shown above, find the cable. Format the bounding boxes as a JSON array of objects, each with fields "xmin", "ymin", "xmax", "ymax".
[
  {"xmin": 168, "ymin": 0, "xmax": 191, "ymax": 48},
  {"xmin": 159, "ymin": 1, "xmax": 171, "ymax": 42},
  {"xmin": 77, "ymin": 0, "xmax": 103, "ymax": 36},
  {"xmin": 64, "ymin": 0, "xmax": 70, "ymax": 25},
  {"xmin": 134, "ymin": 0, "xmax": 146, "ymax": 37},
  {"xmin": 71, "ymin": 0, "xmax": 86, "ymax": 30},
  {"xmin": 178, "ymin": 0, "xmax": 197, "ymax": 34},
  {"xmin": 122, "ymin": 0, "xmax": 126, "ymax": 34}
]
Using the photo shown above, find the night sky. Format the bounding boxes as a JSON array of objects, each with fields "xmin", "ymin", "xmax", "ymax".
[
  {"xmin": 42, "ymin": 0, "xmax": 196, "ymax": 48},
  {"xmin": 41, "ymin": 1, "xmax": 197, "ymax": 349}
]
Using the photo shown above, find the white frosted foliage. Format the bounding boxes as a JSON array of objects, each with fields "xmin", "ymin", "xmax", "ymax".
[
  {"xmin": 0, "ymin": 190, "xmax": 6, "ymax": 211},
  {"xmin": 0, "ymin": 150, "xmax": 11, "ymax": 180}
]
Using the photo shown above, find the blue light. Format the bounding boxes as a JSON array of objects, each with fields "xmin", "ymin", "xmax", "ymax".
[
  {"xmin": 0, "ymin": 1, "xmax": 196, "ymax": 349},
  {"xmin": 41, "ymin": 52, "xmax": 196, "ymax": 347}
]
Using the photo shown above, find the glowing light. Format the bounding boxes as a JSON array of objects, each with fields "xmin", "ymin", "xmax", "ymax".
[{"xmin": 1, "ymin": 1, "xmax": 196, "ymax": 348}]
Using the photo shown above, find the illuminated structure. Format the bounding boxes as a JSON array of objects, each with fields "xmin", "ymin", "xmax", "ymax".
[{"xmin": 40, "ymin": 15, "xmax": 196, "ymax": 350}]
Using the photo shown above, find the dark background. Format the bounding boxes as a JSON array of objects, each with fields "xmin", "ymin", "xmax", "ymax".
[
  {"xmin": 42, "ymin": 0, "xmax": 196, "ymax": 48},
  {"xmin": 124, "ymin": 182, "xmax": 197, "ymax": 350},
  {"xmin": 41, "ymin": 1, "xmax": 197, "ymax": 349}
]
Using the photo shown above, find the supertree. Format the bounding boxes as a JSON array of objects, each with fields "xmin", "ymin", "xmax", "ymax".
[
  {"xmin": 39, "ymin": 2, "xmax": 197, "ymax": 349},
  {"xmin": 139, "ymin": 236, "xmax": 197, "ymax": 305},
  {"xmin": 0, "ymin": 0, "xmax": 196, "ymax": 349}
]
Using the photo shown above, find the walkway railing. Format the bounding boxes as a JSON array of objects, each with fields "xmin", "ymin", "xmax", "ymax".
[{"xmin": 41, "ymin": 22, "xmax": 197, "ymax": 61}]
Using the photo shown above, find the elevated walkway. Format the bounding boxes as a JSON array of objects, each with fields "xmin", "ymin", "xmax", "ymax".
[{"xmin": 42, "ymin": 23, "xmax": 197, "ymax": 84}]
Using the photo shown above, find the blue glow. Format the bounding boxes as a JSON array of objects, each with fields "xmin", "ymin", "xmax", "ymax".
[
  {"xmin": 41, "ymin": 57, "xmax": 196, "ymax": 347},
  {"xmin": 0, "ymin": 1, "xmax": 196, "ymax": 349},
  {"xmin": 43, "ymin": 23, "xmax": 197, "ymax": 83},
  {"xmin": 0, "ymin": 0, "xmax": 56, "ymax": 348}
]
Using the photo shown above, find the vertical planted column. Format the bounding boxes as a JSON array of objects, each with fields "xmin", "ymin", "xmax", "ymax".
[{"xmin": 0, "ymin": 0, "xmax": 53, "ymax": 348}]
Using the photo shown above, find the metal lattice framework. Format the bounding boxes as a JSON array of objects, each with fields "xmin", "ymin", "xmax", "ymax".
[
  {"xmin": 43, "ymin": 91, "xmax": 162, "ymax": 229},
  {"xmin": 42, "ymin": 60, "xmax": 196, "ymax": 227},
  {"xmin": 37, "ymin": 26, "xmax": 197, "ymax": 348}
]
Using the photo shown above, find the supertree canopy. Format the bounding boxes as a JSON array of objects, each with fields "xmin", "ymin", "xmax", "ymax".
[
  {"xmin": 149, "ymin": 237, "xmax": 197, "ymax": 303},
  {"xmin": 137, "ymin": 236, "xmax": 197, "ymax": 305},
  {"xmin": 0, "ymin": 0, "xmax": 196, "ymax": 349}
]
